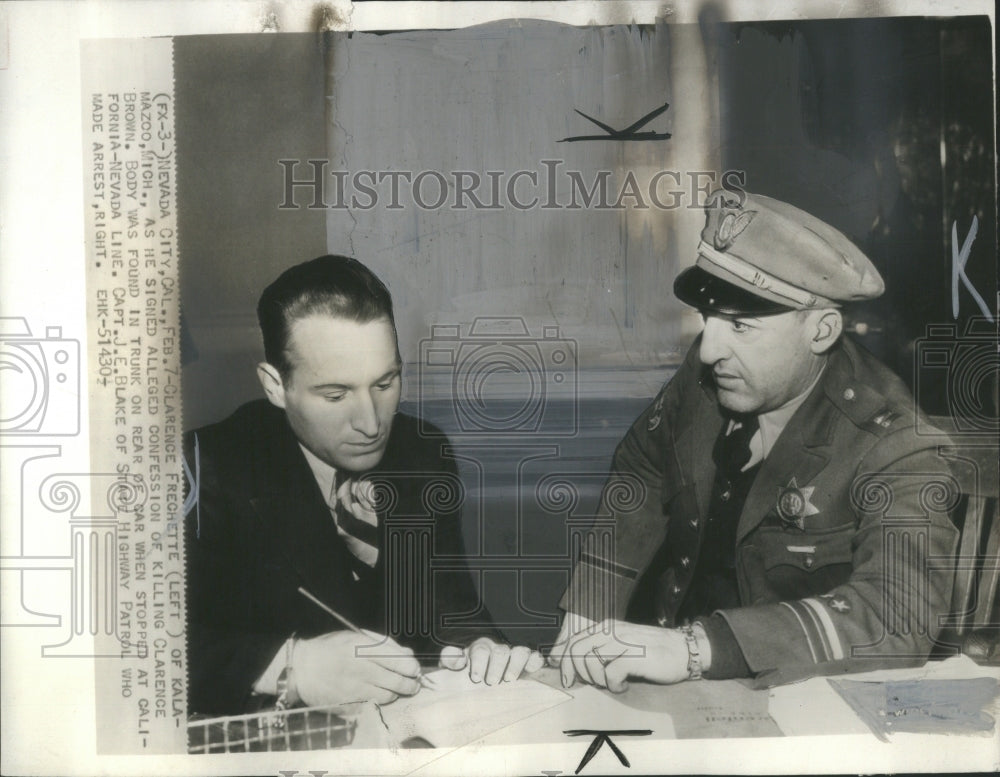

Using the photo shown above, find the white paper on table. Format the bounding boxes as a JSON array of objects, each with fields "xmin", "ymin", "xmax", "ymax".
[
  {"xmin": 407, "ymin": 678, "xmax": 677, "ymax": 776},
  {"xmin": 376, "ymin": 669, "xmax": 573, "ymax": 748},
  {"xmin": 768, "ymin": 655, "xmax": 1000, "ymax": 737},
  {"xmin": 479, "ymin": 683, "xmax": 677, "ymax": 745}
]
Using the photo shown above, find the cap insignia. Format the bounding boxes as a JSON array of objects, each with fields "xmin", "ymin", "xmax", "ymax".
[{"xmin": 714, "ymin": 209, "xmax": 757, "ymax": 251}]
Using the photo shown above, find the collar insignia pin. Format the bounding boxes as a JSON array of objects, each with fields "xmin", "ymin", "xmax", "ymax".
[{"xmin": 648, "ymin": 392, "xmax": 665, "ymax": 431}]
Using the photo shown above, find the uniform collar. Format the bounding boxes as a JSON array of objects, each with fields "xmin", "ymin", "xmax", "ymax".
[
  {"xmin": 758, "ymin": 365, "xmax": 826, "ymax": 456},
  {"xmin": 743, "ymin": 364, "xmax": 826, "ymax": 467}
]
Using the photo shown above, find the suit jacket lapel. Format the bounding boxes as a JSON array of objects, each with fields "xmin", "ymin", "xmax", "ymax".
[{"xmin": 247, "ymin": 414, "xmax": 357, "ymax": 610}]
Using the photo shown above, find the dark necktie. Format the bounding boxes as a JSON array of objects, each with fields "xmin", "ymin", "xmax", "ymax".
[
  {"xmin": 674, "ymin": 413, "xmax": 761, "ymax": 622},
  {"xmin": 704, "ymin": 413, "xmax": 760, "ymax": 562},
  {"xmin": 712, "ymin": 413, "xmax": 759, "ymax": 479}
]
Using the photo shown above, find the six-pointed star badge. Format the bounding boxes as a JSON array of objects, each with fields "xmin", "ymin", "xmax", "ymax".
[{"xmin": 776, "ymin": 477, "xmax": 820, "ymax": 530}]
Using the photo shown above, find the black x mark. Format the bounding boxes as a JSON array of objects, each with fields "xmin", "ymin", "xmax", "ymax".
[
  {"xmin": 563, "ymin": 729, "xmax": 653, "ymax": 773},
  {"xmin": 558, "ymin": 102, "xmax": 671, "ymax": 142}
]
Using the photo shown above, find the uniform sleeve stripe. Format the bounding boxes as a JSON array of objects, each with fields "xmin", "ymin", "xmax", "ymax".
[
  {"xmin": 797, "ymin": 600, "xmax": 835, "ymax": 662},
  {"xmin": 802, "ymin": 597, "xmax": 845, "ymax": 660},
  {"xmin": 780, "ymin": 601, "xmax": 820, "ymax": 663}
]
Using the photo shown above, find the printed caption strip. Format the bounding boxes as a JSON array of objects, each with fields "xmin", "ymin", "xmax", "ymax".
[{"xmin": 82, "ymin": 37, "xmax": 186, "ymax": 753}]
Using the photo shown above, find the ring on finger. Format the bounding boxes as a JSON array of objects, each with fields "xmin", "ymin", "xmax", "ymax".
[{"xmin": 591, "ymin": 646, "xmax": 612, "ymax": 667}]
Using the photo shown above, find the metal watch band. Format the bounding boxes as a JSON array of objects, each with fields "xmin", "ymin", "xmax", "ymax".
[
  {"xmin": 679, "ymin": 624, "xmax": 703, "ymax": 680},
  {"xmin": 275, "ymin": 667, "xmax": 293, "ymax": 712}
]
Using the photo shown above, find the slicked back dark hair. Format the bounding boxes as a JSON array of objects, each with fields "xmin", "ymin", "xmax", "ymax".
[{"xmin": 257, "ymin": 255, "xmax": 397, "ymax": 382}]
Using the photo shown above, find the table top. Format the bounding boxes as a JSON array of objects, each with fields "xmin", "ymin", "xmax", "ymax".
[{"xmin": 460, "ymin": 654, "xmax": 1000, "ymax": 747}]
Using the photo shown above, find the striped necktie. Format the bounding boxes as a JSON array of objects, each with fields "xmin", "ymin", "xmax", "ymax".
[{"xmin": 332, "ymin": 473, "xmax": 380, "ymax": 572}]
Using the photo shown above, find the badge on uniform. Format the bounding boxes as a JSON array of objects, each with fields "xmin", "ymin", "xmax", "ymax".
[{"xmin": 776, "ymin": 477, "xmax": 820, "ymax": 530}]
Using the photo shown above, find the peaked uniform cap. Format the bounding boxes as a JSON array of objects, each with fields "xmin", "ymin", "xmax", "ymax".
[{"xmin": 675, "ymin": 190, "xmax": 885, "ymax": 315}]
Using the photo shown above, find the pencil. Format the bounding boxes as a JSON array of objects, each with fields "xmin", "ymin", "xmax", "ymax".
[{"xmin": 296, "ymin": 586, "xmax": 435, "ymax": 689}]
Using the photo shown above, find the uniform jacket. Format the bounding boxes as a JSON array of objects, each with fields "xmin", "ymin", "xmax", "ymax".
[
  {"xmin": 184, "ymin": 399, "xmax": 489, "ymax": 715},
  {"xmin": 561, "ymin": 335, "xmax": 959, "ymax": 685}
]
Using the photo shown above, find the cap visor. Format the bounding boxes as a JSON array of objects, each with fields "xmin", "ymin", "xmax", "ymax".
[{"xmin": 673, "ymin": 265, "xmax": 793, "ymax": 316}]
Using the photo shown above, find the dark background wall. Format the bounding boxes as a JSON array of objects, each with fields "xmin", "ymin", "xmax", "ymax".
[
  {"xmin": 717, "ymin": 16, "xmax": 996, "ymax": 418},
  {"xmin": 176, "ymin": 34, "xmax": 329, "ymax": 428}
]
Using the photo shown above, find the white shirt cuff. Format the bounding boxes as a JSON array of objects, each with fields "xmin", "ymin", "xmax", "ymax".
[{"xmin": 252, "ymin": 638, "xmax": 293, "ymax": 696}]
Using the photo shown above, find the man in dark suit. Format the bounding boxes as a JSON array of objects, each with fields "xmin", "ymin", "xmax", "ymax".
[
  {"xmin": 185, "ymin": 255, "xmax": 540, "ymax": 716},
  {"xmin": 551, "ymin": 191, "xmax": 959, "ymax": 690}
]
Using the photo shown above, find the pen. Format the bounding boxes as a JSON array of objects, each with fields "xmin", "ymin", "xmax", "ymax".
[{"xmin": 297, "ymin": 586, "xmax": 435, "ymax": 689}]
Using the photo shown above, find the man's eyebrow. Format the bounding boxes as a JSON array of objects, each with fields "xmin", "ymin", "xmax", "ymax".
[
  {"xmin": 309, "ymin": 367, "xmax": 400, "ymax": 392},
  {"xmin": 374, "ymin": 367, "xmax": 401, "ymax": 382},
  {"xmin": 702, "ymin": 312, "xmax": 761, "ymax": 323},
  {"xmin": 310, "ymin": 382, "xmax": 350, "ymax": 392}
]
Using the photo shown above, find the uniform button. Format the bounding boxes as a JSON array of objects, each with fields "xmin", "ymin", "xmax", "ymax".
[
  {"xmin": 680, "ymin": 556, "xmax": 690, "ymax": 568},
  {"xmin": 720, "ymin": 489, "xmax": 731, "ymax": 501},
  {"xmin": 843, "ymin": 388, "xmax": 855, "ymax": 401},
  {"xmin": 671, "ymin": 585, "xmax": 681, "ymax": 595},
  {"xmin": 804, "ymin": 555, "xmax": 815, "ymax": 568}
]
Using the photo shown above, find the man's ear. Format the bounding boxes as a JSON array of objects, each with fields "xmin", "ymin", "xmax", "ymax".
[
  {"xmin": 256, "ymin": 362, "xmax": 287, "ymax": 408},
  {"xmin": 809, "ymin": 309, "xmax": 843, "ymax": 355}
]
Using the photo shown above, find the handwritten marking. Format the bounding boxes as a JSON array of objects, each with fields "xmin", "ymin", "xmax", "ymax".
[
  {"xmin": 558, "ymin": 102, "xmax": 671, "ymax": 143},
  {"xmin": 951, "ymin": 216, "xmax": 992, "ymax": 321},
  {"xmin": 563, "ymin": 729, "xmax": 652, "ymax": 773}
]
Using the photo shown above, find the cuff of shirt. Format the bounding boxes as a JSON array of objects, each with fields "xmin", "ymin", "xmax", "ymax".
[
  {"xmin": 252, "ymin": 637, "xmax": 294, "ymax": 696},
  {"xmin": 700, "ymin": 614, "xmax": 751, "ymax": 679}
]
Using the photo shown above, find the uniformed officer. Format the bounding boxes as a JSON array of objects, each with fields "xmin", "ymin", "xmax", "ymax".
[{"xmin": 550, "ymin": 190, "xmax": 959, "ymax": 689}]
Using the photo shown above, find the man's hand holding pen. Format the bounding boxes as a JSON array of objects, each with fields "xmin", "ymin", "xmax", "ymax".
[{"xmin": 291, "ymin": 630, "xmax": 424, "ymax": 707}]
